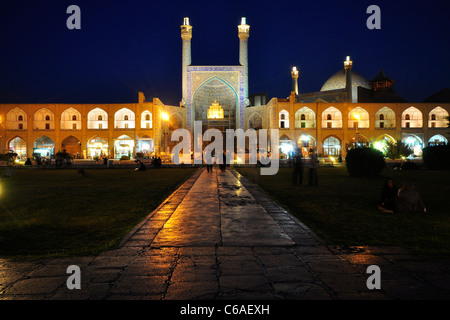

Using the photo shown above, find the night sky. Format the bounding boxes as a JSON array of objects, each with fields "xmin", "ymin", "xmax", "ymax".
[{"xmin": 0, "ymin": 0, "xmax": 449, "ymax": 105}]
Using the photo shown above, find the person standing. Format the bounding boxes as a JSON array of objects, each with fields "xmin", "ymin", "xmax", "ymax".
[
  {"xmin": 308, "ymin": 149, "xmax": 318, "ymax": 186},
  {"xmin": 292, "ymin": 148, "xmax": 303, "ymax": 186}
]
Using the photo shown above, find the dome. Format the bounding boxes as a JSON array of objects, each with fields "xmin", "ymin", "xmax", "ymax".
[{"xmin": 320, "ymin": 68, "xmax": 371, "ymax": 102}]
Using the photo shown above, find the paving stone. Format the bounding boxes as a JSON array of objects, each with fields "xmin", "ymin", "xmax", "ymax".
[{"xmin": 2, "ymin": 167, "xmax": 449, "ymax": 300}]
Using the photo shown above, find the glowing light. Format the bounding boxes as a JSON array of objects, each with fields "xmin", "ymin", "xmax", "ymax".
[
  {"xmin": 207, "ymin": 100, "xmax": 224, "ymax": 119},
  {"xmin": 280, "ymin": 143, "xmax": 293, "ymax": 154},
  {"xmin": 354, "ymin": 114, "xmax": 360, "ymax": 121},
  {"xmin": 373, "ymin": 141, "xmax": 387, "ymax": 153},
  {"xmin": 241, "ymin": 17, "xmax": 246, "ymax": 25},
  {"xmin": 162, "ymin": 112, "xmax": 169, "ymax": 121}
]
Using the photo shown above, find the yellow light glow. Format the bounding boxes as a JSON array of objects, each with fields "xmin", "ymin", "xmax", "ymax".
[
  {"xmin": 354, "ymin": 114, "xmax": 360, "ymax": 121},
  {"xmin": 162, "ymin": 112, "xmax": 169, "ymax": 121},
  {"xmin": 207, "ymin": 100, "xmax": 224, "ymax": 119}
]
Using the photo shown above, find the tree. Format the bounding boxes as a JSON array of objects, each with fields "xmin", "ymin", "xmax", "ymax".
[{"xmin": 385, "ymin": 140, "xmax": 413, "ymax": 159}]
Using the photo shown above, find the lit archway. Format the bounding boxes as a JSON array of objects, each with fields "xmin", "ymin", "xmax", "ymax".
[
  {"xmin": 373, "ymin": 134, "xmax": 396, "ymax": 154},
  {"xmin": 323, "ymin": 136, "xmax": 341, "ymax": 156},
  {"xmin": 375, "ymin": 107, "xmax": 396, "ymax": 129},
  {"xmin": 348, "ymin": 107, "xmax": 369, "ymax": 129},
  {"xmin": 114, "ymin": 135, "xmax": 135, "ymax": 159},
  {"xmin": 34, "ymin": 136, "xmax": 55, "ymax": 158},
  {"xmin": 141, "ymin": 111, "xmax": 153, "ymax": 129},
  {"xmin": 87, "ymin": 136, "xmax": 109, "ymax": 159},
  {"xmin": 402, "ymin": 107, "xmax": 423, "ymax": 128},
  {"xmin": 297, "ymin": 134, "xmax": 316, "ymax": 157},
  {"xmin": 33, "ymin": 108, "xmax": 54, "ymax": 130},
  {"xmin": 401, "ymin": 134, "xmax": 423, "ymax": 156},
  {"xmin": 87, "ymin": 108, "xmax": 108, "ymax": 129},
  {"xmin": 193, "ymin": 77, "xmax": 238, "ymax": 130},
  {"xmin": 9, "ymin": 137, "xmax": 27, "ymax": 159},
  {"xmin": 114, "ymin": 108, "xmax": 135, "ymax": 129},
  {"xmin": 279, "ymin": 110, "xmax": 289, "ymax": 129},
  {"xmin": 138, "ymin": 136, "xmax": 154, "ymax": 155},
  {"xmin": 322, "ymin": 107, "xmax": 342, "ymax": 128},
  {"xmin": 428, "ymin": 134, "xmax": 448, "ymax": 146},
  {"xmin": 61, "ymin": 107, "xmax": 82, "ymax": 130},
  {"xmin": 6, "ymin": 107, "xmax": 27, "ymax": 130},
  {"xmin": 295, "ymin": 107, "xmax": 315, "ymax": 128},
  {"xmin": 428, "ymin": 107, "xmax": 449, "ymax": 128}
]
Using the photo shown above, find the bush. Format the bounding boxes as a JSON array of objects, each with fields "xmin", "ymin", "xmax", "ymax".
[
  {"xmin": 423, "ymin": 145, "xmax": 450, "ymax": 170},
  {"xmin": 345, "ymin": 147, "xmax": 385, "ymax": 176},
  {"xmin": 120, "ymin": 155, "xmax": 130, "ymax": 161},
  {"xmin": 385, "ymin": 139, "xmax": 413, "ymax": 159}
]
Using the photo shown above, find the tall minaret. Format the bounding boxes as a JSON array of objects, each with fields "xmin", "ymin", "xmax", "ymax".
[
  {"xmin": 181, "ymin": 17, "xmax": 192, "ymax": 106},
  {"xmin": 344, "ymin": 56, "xmax": 353, "ymax": 103},
  {"xmin": 238, "ymin": 17, "xmax": 250, "ymax": 105},
  {"xmin": 291, "ymin": 66, "xmax": 299, "ymax": 96}
]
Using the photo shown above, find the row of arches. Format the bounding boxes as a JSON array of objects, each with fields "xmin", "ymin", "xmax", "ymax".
[
  {"xmin": 272, "ymin": 106, "xmax": 449, "ymax": 129},
  {"xmin": 6, "ymin": 107, "xmax": 153, "ymax": 130},
  {"xmin": 8, "ymin": 135, "xmax": 155, "ymax": 160},
  {"xmin": 278, "ymin": 133, "xmax": 448, "ymax": 158}
]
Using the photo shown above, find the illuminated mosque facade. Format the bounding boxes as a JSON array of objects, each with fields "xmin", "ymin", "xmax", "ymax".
[{"xmin": 1, "ymin": 17, "xmax": 449, "ymax": 161}]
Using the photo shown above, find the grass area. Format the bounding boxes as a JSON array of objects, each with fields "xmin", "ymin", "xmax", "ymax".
[
  {"xmin": 0, "ymin": 167, "xmax": 197, "ymax": 259},
  {"xmin": 237, "ymin": 166, "xmax": 450, "ymax": 256}
]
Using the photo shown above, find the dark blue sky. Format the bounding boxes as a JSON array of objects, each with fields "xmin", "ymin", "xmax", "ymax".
[{"xmin": 0, "ymin": 0, "xmax": 449, "ymax": 105}]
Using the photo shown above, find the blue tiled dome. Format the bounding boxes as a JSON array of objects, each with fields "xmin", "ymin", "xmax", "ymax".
[{"xmin": 320, "ymin": 68, "xmax": 371, "ymax": 102}]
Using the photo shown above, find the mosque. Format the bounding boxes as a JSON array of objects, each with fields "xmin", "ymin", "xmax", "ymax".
[{"xmin": 1, "ymin": 17, "xmax": 449, "ymax": 162}]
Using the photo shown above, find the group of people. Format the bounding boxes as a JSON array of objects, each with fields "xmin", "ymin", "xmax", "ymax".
[
  {"xmin": 205, "ymin": 151, "xmax": 227, "ymax": 173},
  {"xmin": 377, "ymin": 178, "xmax": 426, "ymax": 214},
  {"xmin": 292, "ymin": 148, "xmax": 318, "ymax": 186}
]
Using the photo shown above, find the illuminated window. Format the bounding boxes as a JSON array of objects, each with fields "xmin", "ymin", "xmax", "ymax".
[
  {"xmin": 405, "ymin": 114, "xmax": 410, "ymax": 120},
  {"xmin": 98, "ymin": 115, "xmax": 103, "ymax": 121},
  {"xmin": 18, "ymin": 115, "xmax": 23, "ymax": 121},
  {"xmin": 72, "ymin": 115, "xmax": 77, "ymax": 121},
  {"xmin": 379, "ymin": 114, "xmax": 384, "ymax": 120},
  {"xmin": 124, "ymin": 115, "xmax": 129, "ymax": 121},
  {"xmin": 431, "ymin": 114, "xmax": 436, "ymax": 121},
  {"xmin": 327, "ymin": 114, "xmax": 332, "ymax": 120}
]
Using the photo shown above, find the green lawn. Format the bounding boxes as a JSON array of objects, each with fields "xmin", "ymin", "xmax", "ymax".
[
  {"xmin": 0, "ymin": 167, "xmax": 197, "ymax": 259},
  {"xmin": 237, "ymin": 166, "xmax": 450, "ymax": 256}
]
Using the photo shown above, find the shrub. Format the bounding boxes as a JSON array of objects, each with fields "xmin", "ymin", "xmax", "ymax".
[
  {"xmin": 385, "ymin": 140, "xmax": 413, "ymax": 159},
  {"xmin": 423, "ymin": 145, "xmax": 450, "ymax": 170},
  {"xmin": 345, "ymin": 147, "xmax": 385, "ymax": 176},
  {"xmin": 120, "ymin": 155, "xmax": 130, "ymax": 161}
]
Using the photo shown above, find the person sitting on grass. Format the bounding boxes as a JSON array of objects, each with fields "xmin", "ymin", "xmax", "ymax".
[
  {"xmin": 377, "ymin": 178, "xmax": 398, "ymax": 213},
  {"xmin": 396, "ymin": 181, "xmax": 427, "ymax": 213}
]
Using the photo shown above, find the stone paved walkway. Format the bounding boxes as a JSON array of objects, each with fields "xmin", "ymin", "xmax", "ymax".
[{"xmin": 1, "ymin": 167, "xmax": 450, "ymax": 300}]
